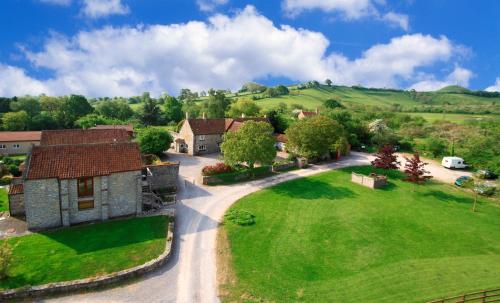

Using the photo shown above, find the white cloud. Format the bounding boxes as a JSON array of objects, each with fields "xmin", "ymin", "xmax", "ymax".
[
  {"xmin": 282, "ymin": 0, "xmax": 409, "ymax": 31},
  {"xmin": 410, "ymin": 66, "xmax": 474, "ymax": 91},
  {"xmin": 381, "ymin": 12, "xmax": 409, "ymax": 31},
  {"xmin": 39, "ymin": 0, "xmax": 72, "ymax": 6},
  {"xmin": 282, "ymin": 0, "xmax": 376, "ymax": 19},
  {"xmin": 81, "ymin": 0, "xmax": 129, "ymax": 18},
  {"xmin": 1, "ymin": 6, "xmax": 465, "ymax": 97},
  {"xmin": 197, "ymin": 0, "xmax": 229, "ymax": 12},
  {"xmin": 485, "ymin": 78, "xmax": 500, "ymax": 92},
  {"xmin": 0, "ymin": 65, "xmax": 52, "ymax": 96}
]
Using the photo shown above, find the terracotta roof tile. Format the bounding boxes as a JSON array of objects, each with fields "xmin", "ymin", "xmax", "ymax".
[
  {"xmin": 275, "ymin": 134, "xmax": 288, "ymax": 143},
  {"xmin": 9, "ymin": 184, "xmax": 23, "ymax": 195},
  {"xmin": 187, "ymin": 119, "xmax": 227, "ymax": 135},
  {"xmin": 41, "ymin": 129, "xmax": 131, "ymax": 145},
  {"xmin": 90, "ymin": 125, "xmax": 134, "ymax": 133},
  {"xmin": 0, "ymin": 131, "xmax": 41, "ymax": 142},
  {"xmin": 225, "ymin": 118, "xmax": 268, "ymax": 132},
  {"xmin": 301, "ymin": 111, "xmax": 317, "ymax": 117},
  {"xmin": 26, "ymin": 142, "xmax": 142, "ymax": 180}
]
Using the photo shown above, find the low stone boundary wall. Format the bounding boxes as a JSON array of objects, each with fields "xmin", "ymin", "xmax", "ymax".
[
  {"xmin": 351, "ymin": 172, "xmax": 387, "ymax": 189},
  {"xmin": 0, "ymin": 220, "xmax": 175, "ymax": 301},
  {"xmin": 199, "ymin": 167, "xmax": 273, "ymax": 185},
  {"xmin": 271, "ymin": 161, "xmax": 296, "ymax": 172}
]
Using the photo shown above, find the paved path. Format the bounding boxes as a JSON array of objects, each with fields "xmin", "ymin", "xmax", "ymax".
[{"xmin": 45, "ymin": 152, "xmax": 462, "ymax": 303}]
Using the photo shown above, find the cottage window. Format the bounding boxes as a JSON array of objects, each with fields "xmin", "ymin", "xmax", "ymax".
[
  {"xmin": 0, "ymin": 144, "xmax": 5, "ymax": 149},
  {"xmin": 78, "ymin": 177, "xmax": 94, "ymax": 197},
  {"xmin": 78, "ymin": 200, "xmax": 94, "ymax": 210},
  {"xmin": 12, "ymin": 144, "xmax": 20, "ymax": 149},
  {"xmin": 199, "ymin": 135, "xmax": 206, "ymax": 141},
  {"xmin": 198, "ymin": 144, "xmax": 207, "ymax": 151}
]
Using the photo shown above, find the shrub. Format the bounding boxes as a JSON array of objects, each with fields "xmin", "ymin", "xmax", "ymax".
[
  {"xmin": 224, "ymin": 209, "xmax": 255, "ymax": 226},
  {"xmin": 202, "ymin": 163, "xmax": 233, "ymax": 176},
  {"xmin": 0, "ymin": 241, "xmax": 14, "ymax": 279}
]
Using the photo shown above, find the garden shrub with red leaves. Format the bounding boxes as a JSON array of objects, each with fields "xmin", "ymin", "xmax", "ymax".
[{"xmin": 202, "ymin": 163, "xmax": 233, "ymax": 176}]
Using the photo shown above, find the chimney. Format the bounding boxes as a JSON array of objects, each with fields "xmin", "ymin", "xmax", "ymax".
[
  {"xmin": 202, "ymin": 112, "xmax": 206, "ymax": 119},
  {"xmin": 185, "ymin": 112, "xmax": 189, "ymax": 120},
  {"xmin": 315, "ymin": 107, "xmax": 319, "ymax": 114},
  {"xmin": 241, "ymin": 113, "xmax": 246, "ymax": 118}
]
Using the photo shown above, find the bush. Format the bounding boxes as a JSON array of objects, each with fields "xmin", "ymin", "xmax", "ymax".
[
  {"xmin": 202, "ymin": 163, "xmax": 233, "ymax": 176},
  {"xmin": 137, "ymin": 127, "xmax": 173, "ymax": 155},
  {"xmin": 0, "ymin": 241, "xmax": 14, "ymax": 279},
  {"xmin": 224, "ymin": 209, "xmax": 255, "ymax": 226}
]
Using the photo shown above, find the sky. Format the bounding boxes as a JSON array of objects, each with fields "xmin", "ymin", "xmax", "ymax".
[{"xmin": 0, "ymin": 0, "xmax": 499, "ymax": 97}]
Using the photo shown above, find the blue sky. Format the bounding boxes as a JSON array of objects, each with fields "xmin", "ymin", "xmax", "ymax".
[{"xmin": 0, "ymin": 0, "xmax": 499, "ymax": 97}]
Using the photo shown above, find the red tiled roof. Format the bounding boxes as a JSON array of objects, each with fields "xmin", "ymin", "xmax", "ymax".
[
  {"xmin": 187, "ymin": 118, "xmax": 269, "ymax": 135},
  {"xmin": 225, "ymin": 118, "xmax": 269, "ymax": 132},
  {"xmin": 275, "ymin": 134, "xmax": 288, "ymax": 143},
  {"xmin": 187, "ymin": 119, "xmax": 227, "ymax": 135},
  {"xmin": 90, "ymin": 125, "xmax": 134, "ymax": 133},
  {"xmin": 26, "ymin": 142, "xmax": 142, "ymax": 180},
  {"xmin": 0, "ymin": 131, "xmax": 41, "ymax": 142},
  {"xmin": 9, "ymin": 184, "xmax": 23, "ymax": 195},
  {"xmin": 41, "ymin": 129, "xmax": 131, "ymax": 146}
]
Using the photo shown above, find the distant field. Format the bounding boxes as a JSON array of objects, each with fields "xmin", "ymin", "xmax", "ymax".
[{"xmin": 403, "ymin": 112, "xmax": 499, "ymax": 124}]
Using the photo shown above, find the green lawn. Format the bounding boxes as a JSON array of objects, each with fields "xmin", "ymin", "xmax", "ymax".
[
  {"xmin": 0, "ymin": 215, "xmax": 170, "ymax": 290},
  {"xmin": 0, "ymin": 188, "xmax": 8, "ymax": 212},
  {"xmin": 220, "ymin": 166, "xmax": 500, "ymax": 303},
  {"xmin": 403, "ymin": 112, "xmax": 499, "ymax": 124}
]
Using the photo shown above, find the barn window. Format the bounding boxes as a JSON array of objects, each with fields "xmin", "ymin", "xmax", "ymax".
[{"xmin": 78, "ymin": 177, "xmax": 94, "ymax": 197}]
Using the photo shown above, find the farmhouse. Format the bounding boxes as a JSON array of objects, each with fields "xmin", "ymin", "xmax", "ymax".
[
  {"xmin": 9, "ymin": 128, "xmax": 179, "ymax": 230},
  {"xmin": 297, "ymin": 109, "xmax": 318, "ymax": 120},
  {"xmin": 0, "ymin": 131, "xmax": 41, "ymax": 155},
  {"xmin": 172, "ymin": 115, "xmax": 269, "ymax": 155}
]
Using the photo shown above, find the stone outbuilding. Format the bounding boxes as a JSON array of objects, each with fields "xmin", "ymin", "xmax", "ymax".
[
  {"xmin": 0, "ymin": 131, "xmax": 41, "ymax": 155},
  {"xmin": 8, "ymin": 178, "xmax": 24, "ymax": 216}
]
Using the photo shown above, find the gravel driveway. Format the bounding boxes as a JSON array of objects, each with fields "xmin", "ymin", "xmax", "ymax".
[{"xmin": 44, "ymin": 151, "xmax": 464, "ymax": 303}]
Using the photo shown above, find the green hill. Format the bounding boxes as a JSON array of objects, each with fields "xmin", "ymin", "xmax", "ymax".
[
  {"xmin": 232, "ymin": 85, "xmax": 500, "ymax": 112},
  {"xmin": 437, "ymin": 85, "xmax": 471, "ymax": 94}
]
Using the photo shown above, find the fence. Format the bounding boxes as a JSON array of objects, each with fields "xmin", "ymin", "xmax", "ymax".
[{"xmin": 428, "ymin": 288, "xmax": 500, "ymax": 303}]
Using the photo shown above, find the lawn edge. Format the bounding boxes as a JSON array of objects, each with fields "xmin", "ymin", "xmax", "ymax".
[{"xmin": 0, "ymin": 214, "xmax": 175, "ymax": 301}]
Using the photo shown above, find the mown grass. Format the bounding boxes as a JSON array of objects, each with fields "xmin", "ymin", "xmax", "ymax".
[
  {"xmin": 220, "ymin": 166, "xmax": 500, "ymax": 303},
  {"xmin": 0, "ymin": 215, "xmax": 170, "ymax": 290},
  {"xmin": 0, "ymin": 188, "xmax": 8, "ymax": 211}
]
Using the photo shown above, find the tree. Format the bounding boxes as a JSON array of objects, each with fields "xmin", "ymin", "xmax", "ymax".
[
  {"xmin": 221, "ymin": 121, "xmax": 276, "ymax": 169},
  {"xmin": 30, "ymin": 112, "xmax": 58, "ymax": 130},
  {"xmin": 2, "ymin": 111, "xmax": 29, "ymax": 130},
  {"xmin": 371, "ymin": 145, "xmax": 400, "ymax": 170},
  {"xmin": 0, "ymin": 97, "xmax": 12, "ymax": 113},
  {"xmin": 0, "ymin": 241, "xmax": 14, "ymax": 279},
  {"xmin": 96, "ymin": 99, "xmax": 134, "ymax": 121},
  {"xmin": 227, "ymin": 99, "xmax": 261, "ymax": 118},
  {"xmin": 178, "ymin": 88, "xmax": 198, "ymax": 101},
  {"xmin": 60, "ymin": 95, "xmax": 93, "ymax": 128},
  {"xmin": 182, "ymin": 99, "xmax": 200, "ymax": 119},
  {"xmin": 203, "ymin": 90, "xmax": 230, "ymax": 118},
  {"xmin": 286, "ymin": 115, "xmax": 344, "ymax": 158},
  {"xmin": 424, "ymin": 137, "xmax": 447, "ymax": 158},
  {"xmin": 323, "ymin": 98, "xmax": 343, "ymax": 109},
  {"xmin": 137, "ymin": 127, "xmax": 173, "ymax": 155},
  {"xmin": 163, "ymin": 96, "xmax": 184, "ymax": 123},
  {"xmin": 140, "ymin": 97, "xmax": 162, "ymax": 126},
  {"xmin": 403, "ymin": 153, "xmax": 432, "ymax": 183},
  {"xmin": 10, "ymin": 96, "xmax": 41, "ymax": 118},
  {"xmin": 325, "ymin": 79, "xmax": 332, "ymax": 86},
  {"xmin": 241, "ymin": 82, "xmax": 267, "ymax": 93},
  {"xmin": 265, "ymin": 109, "xmax": 288, "ymax": 133},
  {"xmin": 275, "ymin": 85, "xmax": 289, "ymax": 95}
]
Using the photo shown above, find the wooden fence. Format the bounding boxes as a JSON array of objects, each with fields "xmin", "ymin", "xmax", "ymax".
[{"xmin": 428, "ymin": 288, "xmax": 500, "ymax": 303}]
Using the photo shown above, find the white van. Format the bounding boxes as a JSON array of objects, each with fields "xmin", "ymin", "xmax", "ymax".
[{"xmin": 442, "ymin": 157, "xmax": 468, "ymax": 169}]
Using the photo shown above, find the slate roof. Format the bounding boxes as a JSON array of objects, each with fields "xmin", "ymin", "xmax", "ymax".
[
  {"xmin": 0, "ymin": 131, "xmax": 41, "ymax": 142},
  {"xmin": 40, "ymin": 129, "xmax": 131, "ymax": 146},
  {"xmin": 26, "ymin": 142, "xmax": 142, "ymax": 180}
]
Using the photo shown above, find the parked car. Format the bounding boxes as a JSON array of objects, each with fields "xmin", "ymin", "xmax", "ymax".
[
  {"xmin": 475, "ymin": 169, "xmax": 498, "ymax": 180},
  {"xmin": 475, "ymin": 182, "xmax": 497, "ymax": 196},
  {"xmin": 455, "ymin": 176, "xmax": 471, "ymax": 186},
  {"xmin": 442, "ymin": 157, "xmax": 468, "ymax": 169}
]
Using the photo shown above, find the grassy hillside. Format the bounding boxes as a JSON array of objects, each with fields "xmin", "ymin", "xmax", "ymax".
[{"xmin": 246, "ymin": 85, "xmax": 500, "ymax": 111}]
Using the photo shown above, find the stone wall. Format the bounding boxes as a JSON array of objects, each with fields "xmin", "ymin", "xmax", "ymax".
[
  {"xmin": 24, "ymin": 178, "xmax": 61, "ymax": 229},
  {"xmin": 194, "ymin": 134, "xmax": 222, "ymax": 155},
  {"xmin": 178, "ymin": 121, "xmax": 195, "ymax": 155},
  {"xmin": 351, "ymin": 172, "xmax": 387, "ymax": 189},
  {"xmin": 108, "ymin": 171, "xmax": 141, "ymax": 218},
  {"xmin": 8, "ymin": 194, "xmax": 24, "ymax": 216},
  {"xmin": 66, "ymin": 178, "xmax": 103, "ymax": 225},
  {"xmin": 146, "ymin": 163, "xmax": 179, "ymax": 191},
  {"xmin": 0, "ymin": 140, "xmax": 39, "ymax": 155},
  {"xmin": 0, "ymin": 219, "xmax": 174, "ymax": 301}
]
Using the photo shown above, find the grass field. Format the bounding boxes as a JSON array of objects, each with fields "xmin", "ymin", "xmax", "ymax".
[
  {"xmin": 220, "ymin": 166, "xmax": 500, "ymax": 303},
  {"xmin": 403, "ymin": 112, "xmax": 499, "ymax": 124},
  {"xmin": 0, "ymin": 215, "xmax": 170, "ymax": 290},
  {"xmin": 0, "ymin": 188, "xmax": 8, "ymax": 212}
]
